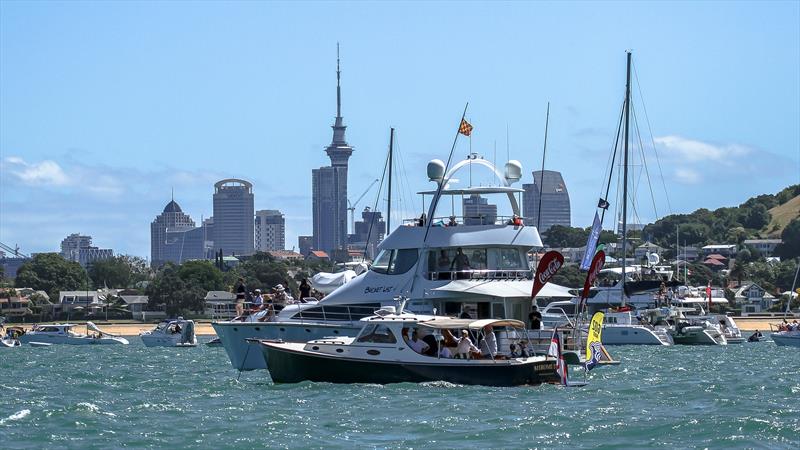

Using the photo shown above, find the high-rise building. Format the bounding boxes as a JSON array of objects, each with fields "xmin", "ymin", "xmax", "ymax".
[
  {"xmin": 212, "ymin": 179, "xmax": 255, "ymax": 256},
  {"xmin": 298, "ymin": 235, "xmax": 313, "ymax": 257},
  {"xmin": 60, "ymin": 233, "xmax": 113, "ymax": 267},
  {"xmin": 150, "ymin": 199, "xmax": 211, "ymax": 268},
  {"xmin": 312, "ymin": 45, "xmax": 353, "ymax": 256},
  {"xmin": 255, "ymin": 210, "xmax": 285, "ymax": 252},
  {"xmin": 463, "ymin": 194, "xmax": 498, "ymax": 226},
  {"xmin": 351, "ymin": 207, "xmax": 386, "ymax": 259},
  {"xmin": 522, "ymin": 170, "xmax": 571, "ymax": 231}
]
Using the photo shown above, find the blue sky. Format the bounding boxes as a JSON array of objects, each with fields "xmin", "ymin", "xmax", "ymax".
[{"xmin": 1, "ymin": 1, "xmax": 798, "ymax": 259}]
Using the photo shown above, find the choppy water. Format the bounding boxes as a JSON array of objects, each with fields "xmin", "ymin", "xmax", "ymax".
[{"xmin": 1, "ymin": 338, "xmax": 798, "ymax": 449}]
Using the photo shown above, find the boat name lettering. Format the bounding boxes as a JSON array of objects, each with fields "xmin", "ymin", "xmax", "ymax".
[{"xmin": 364, "ymin": 286, "xmax": 396, "ymax": 294}]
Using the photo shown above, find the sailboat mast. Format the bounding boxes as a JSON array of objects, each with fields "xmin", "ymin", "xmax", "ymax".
[
  {"xmin": 387, "ymin": 127, "xmax": 394, "ymax": 234},
  {"xmin": 537, "ymin": 102, "xmax": 550, "ymax": 232},
  {"xmin": 621, "ymin": 51, "xmax": 632, "ymax": 306}
]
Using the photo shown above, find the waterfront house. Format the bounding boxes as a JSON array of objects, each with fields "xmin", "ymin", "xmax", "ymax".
[
  {"xmin": 204, "ymin": 290, "xmax": 237, "ymax": 319},
  {"xmin": 0, "ymin": 296, "xmax": 32, "ymax": 317},
  {"xmin": 267, "ymin": 250, "xmax": 304, "ymax": 262},
  {"xmin": 306, "ymin": 250, "xmax": 330, "ymax": 262},
  {"xmin": 635, "ymin": 241, "xmax": 664, "ymax": 260},
  {"xmin": 734, "ymin": 283, "xmax": 777, "ymax": 314},
  {"xmin": 742, "ymin": 239, "xmax": 782, "ymax": 257},
  {"xmin": 702, "ymin": 244, "xmax": 737, "ymax": 258}
]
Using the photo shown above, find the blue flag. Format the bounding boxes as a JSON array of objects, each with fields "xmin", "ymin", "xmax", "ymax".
[{"xmin": 580, "ymin": 212, "xmax": 602, "ymax": 271}]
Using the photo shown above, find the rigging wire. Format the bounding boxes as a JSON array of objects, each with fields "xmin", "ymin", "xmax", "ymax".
[
  {"xmin": 361, "ymin": 139, "xmax": 391, "ymax": 261},
  {"xmin": 633, "ymin": 60, "xmax": 672, "ymax": 214},
  {"xmin": 631, "ymin": 101, "xmax": 660, "ymax": 221}
]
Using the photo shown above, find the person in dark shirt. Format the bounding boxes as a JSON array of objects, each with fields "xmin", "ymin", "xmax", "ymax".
[
  {"xmin": 299, "ymin": 279, "xmax": 311, "ymax": 299},
  {"xmin": 528, "ymin": 305, "xmax": 542, "ymax": 330},
  {"xmin": 235, "ymin": 278, "xmax": 247, "ymax": 317}
]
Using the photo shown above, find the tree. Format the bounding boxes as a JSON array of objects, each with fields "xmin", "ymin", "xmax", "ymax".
[
  {"xmin": 88, "ymin": 256, "xmax": 134, "ymax": 288},
  {"xmin": 14, "ymin": 253, "xmax": 90, "ymax": 300},
  {"xmin": 741, "ymin": 203, "xmax": 770, "ymax": 230},
  {"xmin": 550, "ymin": 264, "xmax": 585, "ymax": 288},
  {"xmin": 729, "ymin": 259, "xmax": 748, "ymax": 286},
  {"xmin": 775, "ymin": 218, "xmax": 800, "ymax": 259}
]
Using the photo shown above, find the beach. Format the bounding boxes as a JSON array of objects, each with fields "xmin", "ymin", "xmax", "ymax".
[{"xmin": 11, "ymin": 316, "xmax": 792, "ymax": 337}]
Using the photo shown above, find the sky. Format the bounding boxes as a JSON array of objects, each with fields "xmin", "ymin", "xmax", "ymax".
[{"xmin": 1, "ymin": 1, "xmax": 799, "ymax": 260}]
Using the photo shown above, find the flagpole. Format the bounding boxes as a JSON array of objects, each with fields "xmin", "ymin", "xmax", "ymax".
[{"xmin": 423, "ymin": 103, "xmax": 469, "ymax": 243}]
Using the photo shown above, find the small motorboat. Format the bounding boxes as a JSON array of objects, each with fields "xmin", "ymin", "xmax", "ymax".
[
  {"xmin": 0, "ymin": 325, "xmax": 24, "ymax": 348},
  {"xmin": 19, "ymin": 323, "xmax": 129, "ymax": 345},
  {"xmin": 259, "ymin": 307, "xmax": 567, "ymax": 387},
  {"xmin": 140, "ymin": 318, "xmax": 197, "ymax": 347}
]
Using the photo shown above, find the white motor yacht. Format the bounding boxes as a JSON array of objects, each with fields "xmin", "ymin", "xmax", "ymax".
[
  {"xmin": 19, "ymin": 323, "xmax": 129, "ymax": 345},
  {"xmin": 1, "ymin": 325, "xmax": 23, "ymax": 348},
  {"xmin": 213, "ymin": 155, "xmax": 575, "ymax": 371},
  {"xmin": 601, "ymin": 308, "xmax": 673, "ymax": 345},
  {"xmin": 140, "ymin": 318, "xmax": 197, "ymax": 347}
]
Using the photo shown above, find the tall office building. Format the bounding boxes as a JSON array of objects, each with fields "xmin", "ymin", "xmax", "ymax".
[
  {"xmin": 522, "ymin": 170, "xmax": 571, "ymax": 231},
  {"xmin": 213, "ymin": 179, "xmax": 255, "ymax": 256},
  {"xmin": 463, "ymin": 194, "xmax": 498, "ymax": 226},
  {"xmin": 255, "ymin": 210, "xmax": 285, "ymax": 252},
  {"xmin": 150, "ymin": 199, "xmax": 211, "ymax": 268},
  {"xmin": 298, "ymin": 236, "xmax": 313, "ymax": 257},
  {"xmin": 312, "ymin": 45, "xmax": 353, "ymax": 256},
  {"xmin": 352, "ymin": 207, "xmax": 386, "ymax": 259},
  {"xmin": 60, "ymin": 233, "xmax": 113, "ymax": 267}
]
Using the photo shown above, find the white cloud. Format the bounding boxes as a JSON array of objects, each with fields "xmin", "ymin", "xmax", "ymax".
[
  {"xmin": 654, "ymin": 135, "xmax": 750, "ymax": 163},
  {"xmin": 3, "ymin": 157, "xmax": 70, "ymax": 186},
  {"xmin": 674, "ymin": 168, "xmax": 701, "ymax": 184}
]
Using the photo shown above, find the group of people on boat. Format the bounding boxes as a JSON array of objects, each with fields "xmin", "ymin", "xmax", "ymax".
[
  {"xmin": 777, "ymin": 320, "xmax": 799, "ymax": 332},
  {"xmin": 401, "ymin": 325, "xmax": 532, "ymax": 360},
  {"xmin": 234, "ymin": 278, "xmax": 324, "ymax": 319}
]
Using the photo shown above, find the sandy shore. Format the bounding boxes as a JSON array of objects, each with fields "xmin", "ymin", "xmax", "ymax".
[{"xmin": 11, "ymin": 317, "xmax": 790, "ymax": 337}]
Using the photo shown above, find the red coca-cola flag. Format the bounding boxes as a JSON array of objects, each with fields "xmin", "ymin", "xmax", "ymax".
[
  {"xmin": 531, "ymin": 251, "xmax": 565, "ymax": 299},
  {"xmin": 581, "ymin": 250, "xmax": 606, "ymax": 302}
]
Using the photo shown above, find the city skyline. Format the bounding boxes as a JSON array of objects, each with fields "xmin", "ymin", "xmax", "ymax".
[{"xmin": 1, "ymin": 2, "xmax": 799, "ymax": 258}]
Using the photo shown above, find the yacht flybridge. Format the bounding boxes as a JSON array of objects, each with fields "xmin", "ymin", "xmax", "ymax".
[{"xmin": 213, "ymin": 154, "xmax": 574, "ymax": 370}]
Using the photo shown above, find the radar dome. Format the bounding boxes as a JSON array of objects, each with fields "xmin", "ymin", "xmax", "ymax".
[
  {"xmin": 504, "ymin": 160, "xmax": 522, "ymax": 183},
  {"xmin": 427, "ymin": 159, "xmax": 445, "ymax": 182}
]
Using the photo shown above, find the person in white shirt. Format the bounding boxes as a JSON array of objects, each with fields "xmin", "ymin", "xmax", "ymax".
[
  {"xmin": 456, "ymin": 330, "xmax": 479, "ymax": 359},
  {"xmin": 481, "ymin": 325, "xmax": 497, "ymax": 358},
  {"xmin": 408, "ymin": 330, "xmax": 430, "ymax": 354},
  {"xmin": 252, "ymin": 289, "xmax": 264, "ymax": 308}
]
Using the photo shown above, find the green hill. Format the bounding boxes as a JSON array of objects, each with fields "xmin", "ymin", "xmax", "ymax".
[{"xmin": 765, "ymin": 194, "xmax": 800, "ymax": 238}]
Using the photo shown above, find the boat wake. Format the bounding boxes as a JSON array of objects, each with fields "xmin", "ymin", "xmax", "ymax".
[{"xmin": 0, "ymin": 409, "xmax": 30, "ymax": 425}]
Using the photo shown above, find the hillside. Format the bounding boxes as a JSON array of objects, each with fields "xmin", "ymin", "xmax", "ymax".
[{"xmin": 765, "ymin": 194, "xmax": 800, "ymax": 238}]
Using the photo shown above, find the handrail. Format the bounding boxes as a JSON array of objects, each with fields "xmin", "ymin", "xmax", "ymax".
[
  {"xmin": 428, "ymin": 269, "xmax": 531, "ymax": 281},
  {"xmin": 402, "ymin": 215, "xmax": 525, "ymax": 227}
]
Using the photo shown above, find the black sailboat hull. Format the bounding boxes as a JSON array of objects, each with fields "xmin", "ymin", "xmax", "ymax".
[{"xmin": 261, "ymin": 344, "xmax": 560, "ymax": 386}]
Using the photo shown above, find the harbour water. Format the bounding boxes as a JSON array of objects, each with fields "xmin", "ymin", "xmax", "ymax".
[{"xmin": 1, "ymin": 340, "xmax": 798, "ymax": 448}]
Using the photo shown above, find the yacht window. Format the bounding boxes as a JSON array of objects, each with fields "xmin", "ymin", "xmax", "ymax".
[
  {"xmin": 371, "ymin": 250, "xmax": 392, "ymax": 274},
  {"xmin": 356, "ymin": 324, "xmax": 397, "ymax": 343},
  {"xmin": 388, "ymin": 249, "xmax": 418, "ymax": 275},
  {"xmin": 490, "ymin": 248, "xmax": 524, "ymax": 270},
  {"xmin": 371, "ymin": 249, "xmax": 418, "ymax": 275}
]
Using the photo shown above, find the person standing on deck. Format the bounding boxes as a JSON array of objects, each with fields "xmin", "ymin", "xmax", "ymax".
[{"xmin": 235, "ymin": 278, "xmax": 247, "ymax": 317}]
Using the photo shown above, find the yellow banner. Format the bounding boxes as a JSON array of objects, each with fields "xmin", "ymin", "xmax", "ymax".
[{"xmin": 586, "ymin": 312, "xmax": 604, "ymax": 361}]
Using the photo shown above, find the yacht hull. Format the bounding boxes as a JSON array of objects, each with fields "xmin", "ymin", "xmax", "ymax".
[
  {"xmin": 261, "ymin": 343, "xmax": 560, "ymax": 386},
  {"xmin": 18, "ymin": 335, "xmax": 128, "ymax": 345},
  {"xmin": 602, "ymin": 325, "xmax": 673, "ymax": 345},
  {"xmin": 771, "ymin": 333, "xmax": 800, "ymax": 347},
  {"xmin": 140, "ymin": 335, "xmax": 198, "ymax": 347},
  {"xmin": 212, "ymin": 321, "xmax": 362, "ymax": 370},
  {"xmin": 670, "ymin": 328, "xmax": 726, "ymax": 345}
]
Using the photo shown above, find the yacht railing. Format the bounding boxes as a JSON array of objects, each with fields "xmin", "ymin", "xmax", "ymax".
[
  {"xmin": 402, "ymin": 215, "xmax": 526, "ymax": 227},
  {"xmin": 291, "ymin": 304, "xmax": 380, "ymax": 324},
  {"xmin": 428, "ymin": 269, "xmax": 531, "ymax": 281}
]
